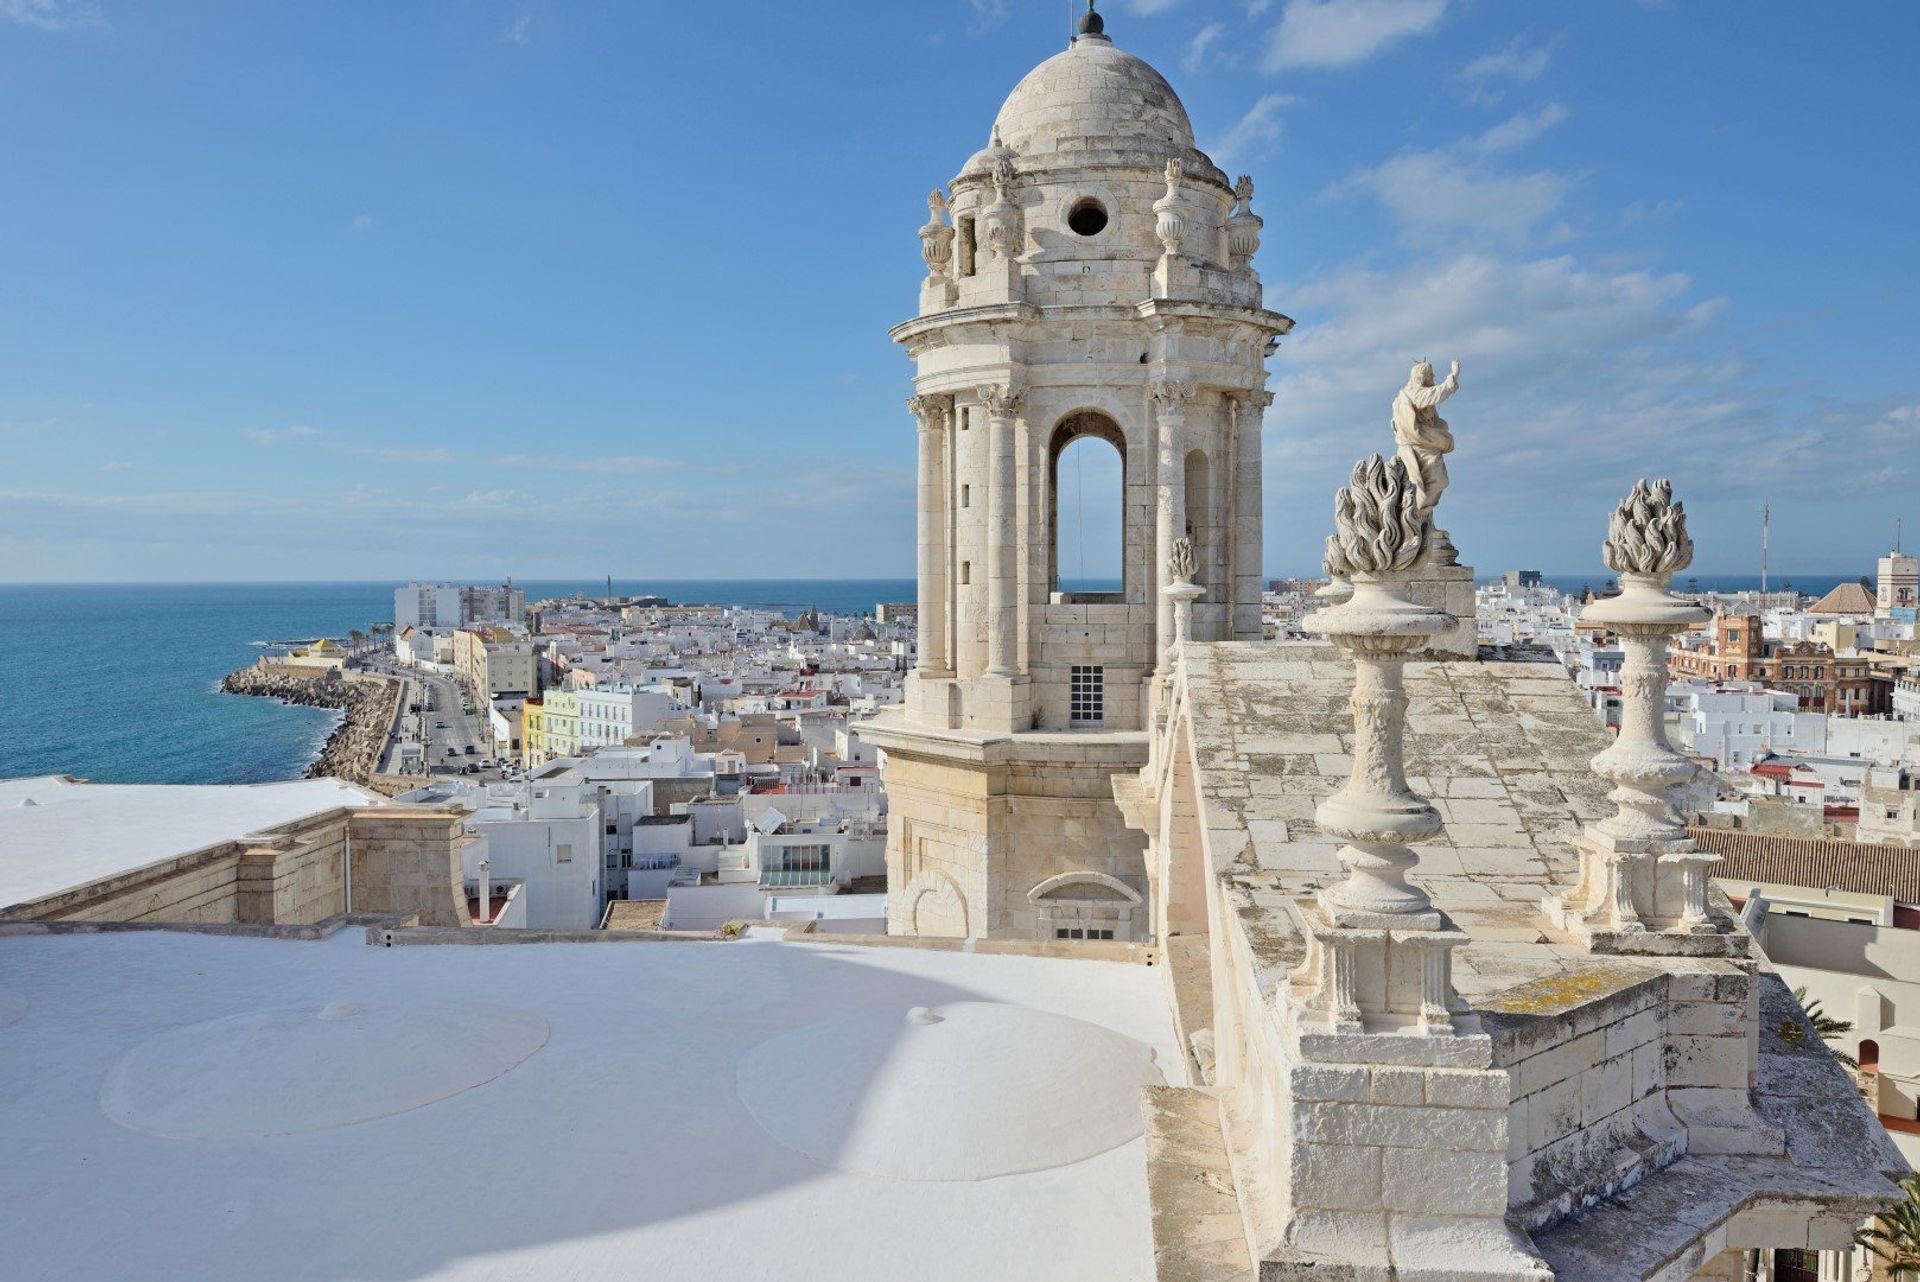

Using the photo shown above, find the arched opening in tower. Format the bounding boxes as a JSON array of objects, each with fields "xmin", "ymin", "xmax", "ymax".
[
  {"xmin": 1048, "ymin": 414, "xmax": 1126, "ymax": 602},
  {"xmin": 1184, "ymin": 447, "xmax": 1216, "ymax": 620}
]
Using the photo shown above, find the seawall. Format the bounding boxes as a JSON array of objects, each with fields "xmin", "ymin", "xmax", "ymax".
[{"xmin": 219, "ymin": 660, "xmax": 404, "ymax": 786}]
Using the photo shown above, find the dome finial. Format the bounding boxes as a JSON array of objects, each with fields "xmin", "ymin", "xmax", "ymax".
[{"xmin": 1076, "ymin": 1, "xmax": 1108, "ymax": 42}]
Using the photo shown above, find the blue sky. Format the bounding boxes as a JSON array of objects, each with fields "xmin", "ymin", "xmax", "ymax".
[{"xmin": 0, "ymin": 0, "xmax": 1913, "ymax": 583}]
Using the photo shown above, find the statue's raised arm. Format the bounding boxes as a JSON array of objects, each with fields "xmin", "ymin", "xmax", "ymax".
[{"xmin": 1401, "ymin": 358, "xmax": 1460, "ymax": 413}]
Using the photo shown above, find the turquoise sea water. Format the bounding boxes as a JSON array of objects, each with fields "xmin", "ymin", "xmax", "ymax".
[{"xmin": 0, "ymin": 574, "xmax": 1847, "ymax": 785}]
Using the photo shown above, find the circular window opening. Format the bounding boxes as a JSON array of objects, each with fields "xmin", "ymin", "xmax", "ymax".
[{"xmin": 1067, "ymin": 199, "xmax": 1108, "ymax": 238}]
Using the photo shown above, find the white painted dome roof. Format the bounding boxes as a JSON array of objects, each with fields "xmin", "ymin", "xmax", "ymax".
[
  {"xmin": 988, "ymin": 34, "xmax": 1195, "ymax": 165},
  {"xmin": 735, "ymin": 1001, "xmax": 1165, "ymax": 1182},
  {"xmin": 99, "ymin": 999, "xmax": 549, "ymax": 1140}
]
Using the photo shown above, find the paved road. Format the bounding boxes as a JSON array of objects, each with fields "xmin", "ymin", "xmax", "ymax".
[{"xmin": 359, "ymin": 657, "xmax": 502, "ymax": 782}]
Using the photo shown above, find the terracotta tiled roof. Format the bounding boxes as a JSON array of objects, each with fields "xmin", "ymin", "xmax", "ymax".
[
  {"xmin": 1807, "ymin": 582, "xmax": 1875, "ymax": 615},
  {"xmin": 1693, "ymin": 826, "xmax": 1920, "ymax": 903}
]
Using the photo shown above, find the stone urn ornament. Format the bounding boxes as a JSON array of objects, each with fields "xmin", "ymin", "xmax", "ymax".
[
  {"xmin": 919, "ymin": 188, "xmax": 954, "ymax": 277},
  {"xmin": 1546, "ymin": 479, "xmax": 1730, "ymax": 950},
  {"xmin": 1164, "ymin": 536, "xmax": 1204, "ymax": 647},
  {"xmin": 1306, "ymin": 455, "xmax": 1449, "ymax": 925}
]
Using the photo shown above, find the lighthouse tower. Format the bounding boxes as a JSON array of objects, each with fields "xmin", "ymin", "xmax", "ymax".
[{"xmin": 865, "ymin": 5, "xmax": 1292, "ymax": 942}]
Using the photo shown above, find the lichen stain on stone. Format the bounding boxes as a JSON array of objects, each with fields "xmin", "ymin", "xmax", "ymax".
[{"xmin": 1479, "ymin": 963, "xmax": 1648, "ymax": 1015}]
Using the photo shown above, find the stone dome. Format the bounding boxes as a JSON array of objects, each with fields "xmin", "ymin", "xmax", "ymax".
[{"xmin": 987, "ymin": 33, "xmax": 1195, "ymax": 166}]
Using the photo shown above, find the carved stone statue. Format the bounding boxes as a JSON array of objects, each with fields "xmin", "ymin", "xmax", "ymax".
[{"xmin": 1390, "ymin": 359, "xmax": 1461, "ymax": 518}]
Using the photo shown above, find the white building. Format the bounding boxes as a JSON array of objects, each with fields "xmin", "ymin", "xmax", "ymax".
[
  {"xmin": 575, "ymin": 684, "xmax": 683, "ymax": 750},
  {"xmin": 1879, "ymin": 550, "xmax": 1919, "ymax": 617},
  {"xmin": 660, "ymin": 804, "xmax": 886, "ymax": 932},
  {"xmin": 401, "ymin": 778, "xmax": 604, "ymax": 930},
  {"xmin": 1677, "ymin": 685, "xmax": 1826, "ymax": 770},
  {"xmin": 394, "ymin": 581, "xmax": 527, "ymax": 630}
]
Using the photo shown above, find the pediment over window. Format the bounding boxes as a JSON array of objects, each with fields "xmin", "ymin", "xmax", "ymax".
[{"xmin": 1026, "ymin": 871, "xmax": 1141, "ymax": 905}]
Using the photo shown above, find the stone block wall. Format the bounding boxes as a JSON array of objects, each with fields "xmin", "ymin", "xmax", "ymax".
[
  {"xmin": 345, "ymin": 809, "xmax": 469, "ymax": 928},
  {"xmin": 235, "ymin": 817, "xmax": 350, "ymax": 925},
  {"xmin": 873, "ymin": 719, "xmax": 1148, "ymax": 942},
  {"xmin": 1, "ymin": 804, "xmax": 468, "ymax": 930}
]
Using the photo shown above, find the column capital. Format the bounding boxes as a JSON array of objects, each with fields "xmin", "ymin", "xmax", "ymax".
[
  {"xmin": 974, "ymin": 382, "xmax": 1023, "ymax": 418},
  {"xmin": 906, "ymin": 393, "xmax": 953, "ymax": 429},
  {"xmin": 1149, "ymin": 378, "xmax": 1197, "ymax": 413},
  {"xmin": 1243, "ymin": 388, "xmax": 1276, "ymax": 411}
]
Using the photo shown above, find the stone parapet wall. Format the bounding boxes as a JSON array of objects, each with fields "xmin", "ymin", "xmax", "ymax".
[
  {"xmin": 345, "ymin": 810, "xmax": 469, "ymax": 928},
  {"xmin": 1126, "ymin": 641, "xmax": 1902, "ymax": 1279},
  {"xmin": 0, "ymin": 805, "xmax": 467, "ymax": 930}
]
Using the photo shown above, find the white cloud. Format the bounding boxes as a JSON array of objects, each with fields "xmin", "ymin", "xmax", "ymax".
[
  {"xmin": 1262, "ymin": 0, "xmax": 1445, "ymax": 71},
  {"xmin": 1329, "ymin": 150, "xmax": 1568, "ymax": 238},
  {"xmin": 966, "ymin": 0, "xmax": 1010, "ymax": 33},
  {"xmin": 351, "ymin": 213, "xmax": 375, "ymax": 232},
  {"xmin": 99, "ymin": 460, "xmax": 132, "ymax": 473},
  {"xmin": 1207, "ymin": 93, "xmax": 1296, "ymax": 166},
  {"xmin": 246, "ymin": 425, "xmax": 320, "ymax": 445},
  {"xmin": 1244, "ymin": 0, "xmax": 1277, "ymax": 15},
  {"xmin": 1472, "ymin": 102, "xmax": 1568, "ymax": 154},
  {"xmin": 342, "ymin": 444, "xmax": 456, "ymax": 465},
  {"xmin": 459, "ymin": 488, "xmax": 521, "ymax": 508},
  {"xmin": 1182, "ymin": 21, "xmax": 1226, "ymax": 73},
  {"xmin": 1466, "ymin": 103, "xmax": 1574, "ymax": 155},
  {"xmin": 1248, "ymin": 247, "xmax": 1918, "ymax": 572},
  {"xmin": 1456, "ymin": 38, "xmax": 1554, "ymax": 103},
  {"xmin": 1326, "ymin": 105, "xmax": 1572, "ymax": 239},
  {"xmin": 490, "ymin": 453, "xmax": 683, "ymax": 476},
  {"xmin": 503, "ymin": 15, "xmax": 531, "ymax": 44},
  {"xmin": 0, "ymin": 0, "xmax": 106, "ymax": 32}
]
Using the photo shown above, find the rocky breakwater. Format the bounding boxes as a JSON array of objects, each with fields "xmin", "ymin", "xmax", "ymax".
[{"xmin": 220, "ymin": 661, "xmax": 403, "ymax": 785}]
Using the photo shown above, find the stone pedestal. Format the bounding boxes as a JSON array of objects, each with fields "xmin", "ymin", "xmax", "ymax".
[{"xmin": 1406, "ymin": 561, "xmax": 1476, "ymax": 657}]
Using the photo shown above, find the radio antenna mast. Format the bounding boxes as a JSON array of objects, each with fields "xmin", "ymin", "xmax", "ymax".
[{"xmin": 1760, "ymin": 503, "xmax": 1770, "ymax": 595}]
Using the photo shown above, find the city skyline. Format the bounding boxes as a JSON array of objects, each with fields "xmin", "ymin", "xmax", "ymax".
[{"xmin": 1, "ymin": 0, "xmax": 1914, "ymax": 581}]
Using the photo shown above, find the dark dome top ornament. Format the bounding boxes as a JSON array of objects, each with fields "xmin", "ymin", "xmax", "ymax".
[{"xmin": 1076, "ymin": 1, "xmax": 1108, "ymax": 42}]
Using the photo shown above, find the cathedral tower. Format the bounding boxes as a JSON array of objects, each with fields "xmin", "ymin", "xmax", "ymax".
[{"xmin": 865, "ymin": 6, "xmax": 1292, "ymax": 942}]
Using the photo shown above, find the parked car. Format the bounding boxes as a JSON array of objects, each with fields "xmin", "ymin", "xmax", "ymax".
[{"xmin": 464, "ymin": 745, "xmax": 476, "ymax": 755}]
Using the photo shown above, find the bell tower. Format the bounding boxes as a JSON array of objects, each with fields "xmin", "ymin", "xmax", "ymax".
[{"xmin": 865, "ymin": 5, "xmax": 1293, "ymax": 942}]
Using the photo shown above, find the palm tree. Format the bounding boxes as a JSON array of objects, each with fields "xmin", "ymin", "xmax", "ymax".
[
  {"xmin": 1785, "ymin": 985, "xmax": 1858, "ymax": 1070},
  {"xmin": 1858, "ymin": 1174, "xmax": 1920, "ymax": 1279}
]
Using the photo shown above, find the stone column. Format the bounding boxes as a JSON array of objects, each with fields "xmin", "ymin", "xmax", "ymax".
[
  {"xmin": 1151, "ymin": 378, "xmax": 1196, "ymax": 676},
  {"xmin": 908, "ymin": 394, "xmax": 952, "ymax": 676},
  {"xmin": 1236, "ymin": 390, "xmax": 1272, "ymax": 639},
  {"xmin": 978, "ymin": 382, "xmax": 1021, "ymax": 678}
]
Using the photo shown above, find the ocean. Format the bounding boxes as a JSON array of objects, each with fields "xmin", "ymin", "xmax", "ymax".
[{"xmin": 0, "ymin": 574, "xmax": 1850, "ymax": 786}]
